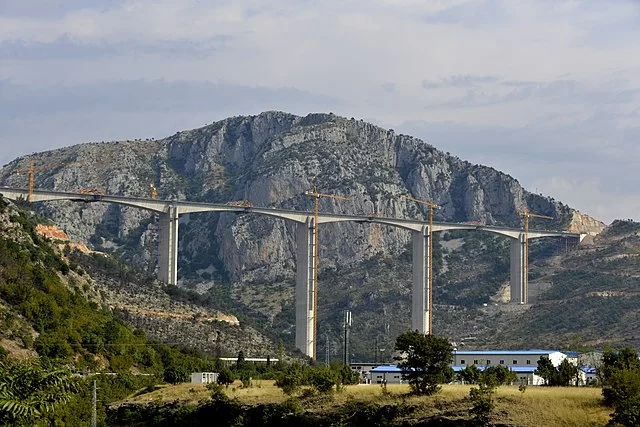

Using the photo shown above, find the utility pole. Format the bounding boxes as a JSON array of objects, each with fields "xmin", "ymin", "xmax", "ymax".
[
  {"xmin": 401, "ymin": 194, "xmax": 439, "ymax": 335},
  {"xmin": 343, "ymin": 310, "xmax": 352, "ymax": 365},
  {"xmin": 325, "ymin": 333, "xmax": 330, "ymax": 367},
  {"xmin": 304, "ymin": 187, "xmax": 349, "ymax": 360},
  {"xmin": 91, "ymin": 380, "xmax": 97, "ymax": 427}
]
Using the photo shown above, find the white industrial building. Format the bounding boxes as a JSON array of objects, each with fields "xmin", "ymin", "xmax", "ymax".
[
  {"xmin": 355, "ymin": 349, "xmax": 601, "ymax": 386},
  {"xmin": 190, "ymin": 372, "xmax": 219, "ymax": 384},
  {"xmin": 451, "ymin": 349, "xmax": 567, "ymax": 386}
]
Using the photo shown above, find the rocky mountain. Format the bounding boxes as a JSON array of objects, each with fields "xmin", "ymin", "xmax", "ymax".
[{"xmin": 0, "ymin": 111, "xmax": 607, "ymax": 359}]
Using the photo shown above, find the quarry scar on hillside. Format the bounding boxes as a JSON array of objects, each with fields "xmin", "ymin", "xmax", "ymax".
[{"xmin": 0, "ymin": 187, "xmax": 584, "ymax": 359}]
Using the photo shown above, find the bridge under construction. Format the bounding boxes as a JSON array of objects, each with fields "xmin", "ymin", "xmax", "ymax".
[{"xmin": 0, "ymin": 187, "xmax": 584, "ymax": 359}]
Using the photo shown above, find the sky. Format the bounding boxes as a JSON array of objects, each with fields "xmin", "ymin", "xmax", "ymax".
[{"xmin": 1, "ymin": 0, "xmax": 639, "ymax": 223}]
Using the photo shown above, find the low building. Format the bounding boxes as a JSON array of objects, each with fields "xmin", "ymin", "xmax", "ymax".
[
  {"xmin": 452, "ymin": 364, "xmax": 543, "ymax": 385},
  {"xmin": 349, "ymin": 362, "xmax": 380, "ymax": 383},
  {"xmin": 452, "ymin": 349, "xmax": 566, "ymax": 369},
  {"xmin": 452, "ymin": 350, "xmax": 568, "ymax": 386},
  {"xmin": 581, "ymin": 366, "xmax": 598, "ymax": 385},
  {"xmin": 369, "ymin": 365, "xmax": 405, "ymax": 384},
  {"xmin": 190, "ymin": 372, "xmax": 219, "ymax": 384}
]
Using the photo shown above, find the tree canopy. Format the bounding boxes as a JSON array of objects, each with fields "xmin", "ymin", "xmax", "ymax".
[{"xmin": 394, "ymin": 330, "xmax": 454, "ymax": 395}]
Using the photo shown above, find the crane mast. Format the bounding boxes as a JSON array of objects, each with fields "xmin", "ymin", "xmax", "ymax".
[
  {"xmin": 12, "ymin": 160, "xmax": 77, "ymax": 201},
  {"xmin": 401, "ymin": 194, "xmax": 439, "ymax": 335},
  {"xmin": 304, "ymin": 186, "xmax": 348, "ymax": 360}
]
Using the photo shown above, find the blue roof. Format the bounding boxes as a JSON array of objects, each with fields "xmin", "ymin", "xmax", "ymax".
[
  {"xmin": 454, "ymin": 350, "xmax": 560, "ymax": 356},
  {"xmin": 581, "ymin": 366, "xmax": 598, "ymax": 374},
  {"xmin": 370, "ymin": 365, "xmax": 403, "ymax": 373},
  {"xmin": 452, "ymin": 365, "xmax": 537, "ymax": 373},
  {"xmin": 564, "ymin": 351, "xmax": 581, "ymax": 358}
]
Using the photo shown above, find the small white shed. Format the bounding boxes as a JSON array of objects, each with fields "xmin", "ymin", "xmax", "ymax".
[{"xmin": 190, "ymin": 372, "xmax": 219, "ymax": 384}]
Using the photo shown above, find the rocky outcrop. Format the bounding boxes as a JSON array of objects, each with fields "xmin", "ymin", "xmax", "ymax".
[
  {"xmin": 568, "ymin": 210, "xmax": 606, "ymax": 236},
  {"xmin": 0, "ymin": 111, "xmax": 601, "ymax": 286}
]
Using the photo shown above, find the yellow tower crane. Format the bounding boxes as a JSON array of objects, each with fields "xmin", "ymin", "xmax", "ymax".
[
  {"xmin": 304, "ymin": 186, "xmax": 349, "ymax": 360},
  {"xmin": 401, "ymin": 194, "xmax": 439, "ymax": 335},
  {"xmin": 12, "ymin": 160, "xmax": 77, "ymax": 201},
  {"xmin": 150, "ymin": 182, "xmax": 159, "ymax": 199},
  {"xmin": 521, "ymin": 209, "xmax": 553, "ymax": 301}
]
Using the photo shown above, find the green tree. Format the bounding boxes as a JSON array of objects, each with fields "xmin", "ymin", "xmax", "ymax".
[
  {"xmin": 235, "ymin": 350, "xmax": 246, "ymax": 372},
  {"xmin": 217, "ymin": 368, "xmax": 235, "ymax": 387},
  {"xmin": 482, "ymin": 365, "xmax": 517, "ymax": 387},
  {"xmin": 307, "ymin": 367, "xmax": 338, "ymax": 394},
  {"xmin": 535, "ymin": 357, "xmax": 558, "ymax": 386},
  {"xmin": 458, "ymin": 365, "xmax": 481, "ymax": 384},
  {"xmin": 608, "ymin": 395, "xmax": 640, "ymax": 427},
  {"xmin": 334, "ymin": 363, "xmax": 360, "ymax": 387},
  {"xmin": 469, "ymin": 384, "xmax": 494, "ymax": 427},
  {"xmin": 163, "ymin": 365, "xmax": 189, "ymax": 384},
  {"xmin": 0, "ymin": 360, "xmax": 79, "ymax": 426},
  {"xmin": 394, "ymin": 331, "xmax": 454, "ymax": 395},
  {"xmin": 557, "ymin": 359, "xmax": 580, "ymax": 386},
  {"xmin": 600, "ymin": 347, "xmax": 640, "ymax": 407},
  {"xmin": 275, "ymin": 364, "xmax": 304, "ymax": 396}
]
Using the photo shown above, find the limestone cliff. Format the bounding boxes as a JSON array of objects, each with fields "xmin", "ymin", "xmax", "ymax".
[{"xmin": 0, "ymin": 112, "xmax": 600, "ymax": 288}]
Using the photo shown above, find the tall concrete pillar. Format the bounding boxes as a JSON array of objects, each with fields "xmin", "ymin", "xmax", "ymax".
[
  {"xmin": 411, "ymin": 225, "xmax": 430, "ymax": 334},
  {"xmin": 158, "ymin": 203, "xmax": 179, "ymax": 286},
  {"xmin": 295, "ymin": 218, "xmax": 316, "ymax": 358},
  {"xmin": 510, "ymin": 233, "xmax": 527, "ymax": 304}
]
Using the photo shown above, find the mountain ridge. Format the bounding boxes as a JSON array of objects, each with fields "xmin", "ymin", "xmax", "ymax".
[{"xmin": 0, "ymin": 111, "xmax": 612, "ymax": 359}]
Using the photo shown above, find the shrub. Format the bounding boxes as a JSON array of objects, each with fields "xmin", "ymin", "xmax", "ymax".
[{"xmin": 275, "ymin": 364, "xmax": 304, "ymax": 396}]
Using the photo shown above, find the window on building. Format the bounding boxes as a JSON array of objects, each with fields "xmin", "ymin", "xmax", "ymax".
[
  {"xmin": 461, "ymin": 359, "xmax": 466, "ymax": 365},
  {"xmin": 526, "ymin": 360, "xmax": 531, "ymax": 365},
  {"xmin": 486, "ymin": 360, "xmax": 491, "ymax": 365},
  {"xmin": 499, "ymin": 360, "xmax": 504, "ymax": 365},
  {"xmin": 473, "ymin": 360, "xmax": 478, "ymax": 365},
  {"xmin": 513, "ymin": 360, "xmax": 518, "ymax": 365}
]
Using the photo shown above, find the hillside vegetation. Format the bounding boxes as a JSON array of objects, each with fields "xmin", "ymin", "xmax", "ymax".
[{"xmin": 0, "ymin": 196, "xmax": 232, "ymax": 425}]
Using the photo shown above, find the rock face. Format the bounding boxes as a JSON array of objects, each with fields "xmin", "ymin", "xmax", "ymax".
[
  {"xmin": 568, "ymin": 210, "xmax": 606, "ymax": 236},
  {"xmin": 0, "ymin": 112, "xmax": 599, "ymax": 288}
]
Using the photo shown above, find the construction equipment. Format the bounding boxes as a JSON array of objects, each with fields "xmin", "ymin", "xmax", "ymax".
[
  {"xmin": 401, "ymin": 194, "xmax": 439, "ymax": 335},
  {"xmin": 78, "ymin": 188, "xmax": 104, "ymax": 195},
  {"xmin": 521, "ymin": 209, "xmax": 553, "ymax": 302},
  {"xmin": 12, "ymin": 160, "xmax": 76, "ymax": 201},
  {"xmin": 225, "ymin": 200, "xmax": 253, "ymax": 207},
  {"xmin": 304, "ymin": 186, "xmax": 349, "ymax": 360},
  {"xmin": 150, "ymin": 182, "xmax": 158, "ymax": 200}
]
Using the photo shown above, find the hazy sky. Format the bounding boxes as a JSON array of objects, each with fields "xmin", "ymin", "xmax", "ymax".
[{"xmin": 1, "ymin": 0, "xmax": 639, "ymax": 223}]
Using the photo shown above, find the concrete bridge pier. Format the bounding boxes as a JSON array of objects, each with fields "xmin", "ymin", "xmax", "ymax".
[
  {"xmin": 412, "ymin": 225, "xmax": 431, "ymax": 335},
  {"xmin": 158, "ymin": 204, "xmax": 180, "ymax": 286},
  {"xmin": 295, "ymin": 217, "xmax": 316, "ymax": 358},
  {"xmin": 509, "ymin": 233, "xmax": 527, "ymax": 304}
]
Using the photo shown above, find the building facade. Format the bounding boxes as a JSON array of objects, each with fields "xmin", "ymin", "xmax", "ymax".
[{"xmin": 190, "ymin": 372, "xmax": 219, "ymax": 384}]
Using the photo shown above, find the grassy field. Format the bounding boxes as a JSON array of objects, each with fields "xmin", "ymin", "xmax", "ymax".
[{"xmin": 122, "ymin": 381, "xmax": 611, "ymax": 426}]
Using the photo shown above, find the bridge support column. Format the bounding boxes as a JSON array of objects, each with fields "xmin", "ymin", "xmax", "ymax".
[
  {"xmin": 158, "ymin": 204, "xmax": 179, "ymax": 286},
  {"xmin": 411, "ymin": 225, "xmax": 430, "ymax": 334},
  {"xmin": 295, "ymin": 218, "xmax": 316, "ymax": 358},
  {"xmin": 510, "ymin": 233, "xmax": 527, "ymax": 304}
]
